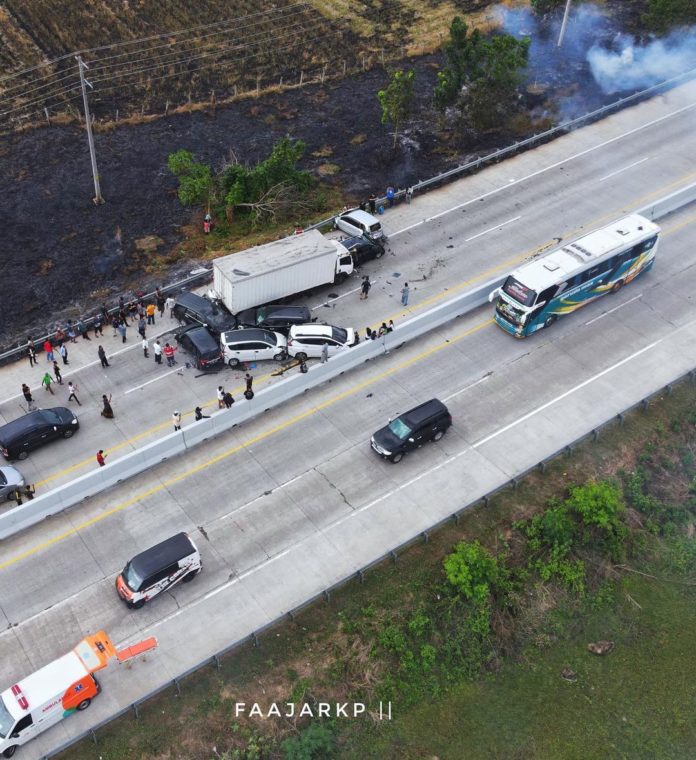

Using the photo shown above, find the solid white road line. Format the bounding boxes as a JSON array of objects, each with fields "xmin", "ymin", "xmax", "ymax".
[
  {"xmin": 143, "ymin": 321, "xmax": 687, "ymax": 636},
  {"xmin": 124, "ymin": 366, "xmax": 182, "ymax": 394},
  {"xmin": 388, "ymin": 101, "xmax": 696, "ymax": 239},
  {"xmin": 465, "ymin": 216, "xmax": 521, "ymax": 242},
  {"xmin": 599, "ymin": 156, "xmax": 652, "ymax": 182},
  {"xmin": 584, "ymin": 294, "xmax": 643, "ymax": 325}
]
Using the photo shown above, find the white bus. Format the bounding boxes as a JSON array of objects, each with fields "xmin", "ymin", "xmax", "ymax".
[{"xmin": 489, "ymin": 214, "xmax": 661, "ymax": 337}]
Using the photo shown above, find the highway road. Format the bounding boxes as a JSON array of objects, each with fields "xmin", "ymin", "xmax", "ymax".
[{"xmin": 0, "ymin": 78, "xmax": 695, "ymax": 757}]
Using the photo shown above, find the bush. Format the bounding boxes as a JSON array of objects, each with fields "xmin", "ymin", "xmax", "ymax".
[
  {"xmin": 281, "ymin": 723, "xmax": 335, "ymax": 760},
  {"xmin": 565, "ymin": 480, "xmax": 626, "ymax": 557},
  {"xmin": 443, "ymin": 540, "xmax": 499, "ymax": 602}
]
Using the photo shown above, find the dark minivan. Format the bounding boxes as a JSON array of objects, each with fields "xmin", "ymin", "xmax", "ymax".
[
  {"xmin": 172, "ymin": 292, "xmax": 237, "ymax": 335},
  {"xmin": 0, "ymin": 407, "xmax": 79, "ymax": 460},
  {"xmin": 371, "ymin": 399, "xmax": 452, "ymax": 463},
  {"xmin": 175, "ymin": 325, "xmax": 224, "ymax": 369},
  {"xmin": 235, "ymin": 304, "xmax": 313, "ymax": 334}
]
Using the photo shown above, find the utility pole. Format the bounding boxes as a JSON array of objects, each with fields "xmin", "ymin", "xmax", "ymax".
[
  {"xmin": 557, "ymin": 0, "xmax": 573, "ymax": 48},
  {"xmin": 76, "ymin": 55, "xmax": 104, "ymax": 204}
]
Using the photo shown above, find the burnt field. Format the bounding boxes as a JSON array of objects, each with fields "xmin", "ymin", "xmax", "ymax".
[{"xmin": 0, "ymin": 0, "xmax": 691, "ymax": 344}]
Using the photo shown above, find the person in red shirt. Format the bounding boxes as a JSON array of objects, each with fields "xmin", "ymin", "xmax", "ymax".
[
  {"xmin": 96, "ymin": 450, "xmax": 107, "ymax": 467},
  {"xmin": 164, "ymin": 343, "xmax": 177, "ymax": 366},
  {"xmin": 43, "ymin": 339, "xmax": 54, "ymax": 362}
]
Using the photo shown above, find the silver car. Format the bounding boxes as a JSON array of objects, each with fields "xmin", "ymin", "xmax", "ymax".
[
  {"xmin": 0, "ymin": 465, "xmax": 25, "ymax": 501},
  {"xmin": 334, "ymin": 209, "xmax": 384, "ymax": 240}
]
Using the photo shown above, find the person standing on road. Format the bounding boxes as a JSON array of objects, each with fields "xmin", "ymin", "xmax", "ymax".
[
  {"xmin": 360, "ymin": 276, "xmax": 371, "ymax": 300},
  {"xmin": 98, "ymin": 345, "xmax": 109, "ymax": 367},
  {"xmin": 245, "ymin": 373, "xmax": 253, "ymax": 393},
  {"xmin": 368, "ymin": 193, "xmax": 377, "ymax": 214},
  {"xmin": 388, "ymin": 319, "xmax": 394, "ymax": 332},
  {"xmin": 138, "ymin": 316, "xmax": 146, "ymax": 339},
  {"xmin": 27, "ymin": 341, "xmax": 37, "ymax": 367},
  {"xmin": 401, "ymin": 282, "xmax": 409, "ymax": 306},
  {"xmin": 146, "ymin": 302, "xmax": 156, "ymax": 325},
  {"xmin": 157, "ymin": 293, "xmax": 166, "ymax": 318},
  {"xmin": 21, "ymin": 383, "xmax": 33, "ymax": 407},
  {"xmin": 405, "ymin": 186, "xmax": 413, "ymax": 204},
  {"xmin": 43, "ymin": 339, "xmax": 54, "ymax": 362},
  {"xmin": 320, "ymin": 342, "xmax": 329, "ymax": 364},
  {"xmin": 67, "ymin": 381, "xmax": 81, "ymax": 405},
  {"xmin": 164, "ymin": 343, "xmax": 177, "ymax": 366},
  {"xmin": 117, "ymin": 322, "xmax": 127, "ymax": 343},
  {"xmin": 165, "ymin": 295, "xmax": 175, "ymax": 317},
  {"xmin": 153, "ymin": 339, "xmax": 162, "ymax": 364},
  {"xmin": 386, "ymin": 185, "xmax": 395, "ymax": 208},
  {"xmin": 59, "ymin": 343, "xmax": 69, "ymax": 365},
  {"xmin": 41, "ymin": 372, "xmax": 55, "ymax": 395},
  {"xmin": 52, "ymin": 361, "xmax": 62, "ymax": 384},
  {"xmin": 96, "ymin": 450, "xmax": 107, "ymax": 467},
  {"xmin": 172, "ymin": 411, "xmax": 182, "ymax": 431},
  {"xmin": 93, "ymin": 314, "xmax": 104, "ymax": 338},
  {"xmin": 142, "ymin": 337, "xmax": 149, "ymax": 358},
  {"xmin": 101, "ymin": 394, "xmax": 114, "ymax": 419},
  {"xmin": 217, "ymin": 386, "xmax": 225, "ymax": 409},
  {"xmin": 78, "ymin": 318, "xmax": 90, "ymax": 340}
]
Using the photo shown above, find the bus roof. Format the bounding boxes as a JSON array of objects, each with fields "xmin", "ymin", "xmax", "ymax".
[{"xmin": 509, "ymin": 214, "xmax": 660, "ymax": 293}]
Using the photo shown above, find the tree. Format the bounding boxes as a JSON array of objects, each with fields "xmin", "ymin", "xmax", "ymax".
[
  {"xmin": 434, "ymin": 16, "xmax": 529, "ymax": 132},
  {"xmin": 642, "ymin": 0, "xmax": 696, "ymax": 31},
  {"xmin": 466, "ymin": 34, "xmax": 530, "ymax": 131},
  {"xmin": 530, "ymin": 0, "xmax": 565, "ymax": 14},
  {"xmin": 166, "ymin": 149, "xmax": 213, "ymax": 207},
  {"xmin": 377, "ymin": 69, "xmax": 415, "ymax": 148}
]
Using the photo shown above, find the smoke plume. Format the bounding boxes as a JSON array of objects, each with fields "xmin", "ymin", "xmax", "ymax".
[{"xmin": 588, "ymin": 28, "xmax": 696, "ymax": 93}]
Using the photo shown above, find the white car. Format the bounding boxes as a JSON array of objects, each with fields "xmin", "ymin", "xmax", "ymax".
[
  {"xmin": 334, "ymin": 209, "xmax": 384, "ymax": 240},
  {"xmin": 220, "ymin": 328, "xmax": 288, "ymax": 367},
  {"xmin": 287, "ymin": 324, "xmax": 357, "ymax": 360},
  {"xmin": 0, "ymin": 465, "xmax": 25, "ymax": 501}
]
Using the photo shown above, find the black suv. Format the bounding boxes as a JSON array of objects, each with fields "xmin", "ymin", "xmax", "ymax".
[
  {"xmin": 235, "ymin": 304, "xmax": 313, "ymax": 334},
  {"xmin": 175, "ymin": 325, "xmax": 224, "ymax": 370},
  {"xmin": 371, "ymin": 399, "xmax": 452, "ymax": 463},
  {"xmin": 338, "ymin": 234, "xmax": 385, "ymax": 266},
  {"xmin": 172, "ymin": 292, "xmax": 237, "ymax": 335},
  {"xmin": 0, "ymin": 407, "xmax": 79, "ymax": 460}
]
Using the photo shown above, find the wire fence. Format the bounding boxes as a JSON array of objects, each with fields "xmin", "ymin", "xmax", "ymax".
[{"xmin": 42, "ymin": 363, "xmax": 696, "ymax": 759}]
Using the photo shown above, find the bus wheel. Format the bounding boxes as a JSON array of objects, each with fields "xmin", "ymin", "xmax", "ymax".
[
  {"xmin": 611, "ymin": 280, "xmax": 624, "ymax": 294},
  {"xmin": 544, "ymin": 315, "xmax": 557, "ymax": 329},
  {"xmin": 76, "ymin": 698, "xmax": 92, "ymax": 711}
]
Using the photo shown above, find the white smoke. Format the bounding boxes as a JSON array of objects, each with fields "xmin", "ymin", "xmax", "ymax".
[{"xmin": 588, "ymin": 27, "xmax": 696, "ymax": 93}]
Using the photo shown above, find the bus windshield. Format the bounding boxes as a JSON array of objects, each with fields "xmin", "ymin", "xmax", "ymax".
[
  {"xmin": 502, "ymin": 276, "xmax": 536, "ymax": 307},
  {"xmin": 0, "ymin": 696, "xmax": 13, "ymax": 739}
]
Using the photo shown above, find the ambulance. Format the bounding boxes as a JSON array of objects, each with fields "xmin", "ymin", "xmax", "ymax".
[{"xmin": 0, "ymin": 630, "xmax": 156, "ymax": 758}]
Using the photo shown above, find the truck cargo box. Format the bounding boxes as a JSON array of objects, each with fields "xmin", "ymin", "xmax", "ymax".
[{"xmin": 213, "ymin": 230, "xmax": 343, "ymax": 313}]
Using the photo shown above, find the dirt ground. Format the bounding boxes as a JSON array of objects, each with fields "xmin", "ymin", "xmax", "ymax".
[{"xmin": 0, "ymin": 2, "xmax": 645, "ymax": 345}]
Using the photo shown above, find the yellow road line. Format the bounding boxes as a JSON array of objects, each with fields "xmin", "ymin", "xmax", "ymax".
[
  {"xmin": 34, "ymin": 172, "xmax": 696, "ymax": 487},
  {"xmin": 0, "ymin": 318, "xmax": 494, "ymax": 571}
]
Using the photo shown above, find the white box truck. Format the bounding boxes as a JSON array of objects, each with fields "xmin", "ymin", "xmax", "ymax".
[
  {"xmin": 213, "ymin": 230, "xmax": 354, "ymax": 314},
  {"xmin": 0, "ymin": 630, "xmax": 156, "ymax": 758}
]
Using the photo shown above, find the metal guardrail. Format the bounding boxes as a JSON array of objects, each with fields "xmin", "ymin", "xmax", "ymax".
[
  {"xmin": 7, "ymin": 67, "xmax": 695, "ymax": 367},
  {"xmin": 4, "ymin": 180, "xmax": 696, "ymax": 538},
  {"xmin": 43, "ymin": 365, "xmax": 696, "ymax": 760},
  {"xmin": 0, "ymin": 268, "xmax": 213, "ymax": 368}
]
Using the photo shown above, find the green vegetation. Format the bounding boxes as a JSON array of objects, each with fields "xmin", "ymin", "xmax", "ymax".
[
  {"xmin": 643, "ymin": 0, "xmax": 696, "ymax": 32},
  {"xmin": 60, "ymin": 382, "xmax": 696, "ymax": 760},
  {"xmin": 530, "ymin": 0, "xmax": 566, "ymax": 14},
  {"xmin": 167, "ymin": 137, "xmax": 324, "ymax": 230},
  {"xmin": 434, "ymin": 16, "xmax": 530, "ymax": 131},
  {"xmin": 377, "ymin": 69, "xmax": 415, "ymax": 148}
]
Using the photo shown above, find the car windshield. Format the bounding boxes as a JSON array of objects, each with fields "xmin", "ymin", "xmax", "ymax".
[
  {"xmin": 122, "ymin": 561, "xmax": 144, "ymax": 592},
  {"xmin": 330, "ymin": 327, "xmax": 348, "ymax": 343},
  {"xmin": 388, "ymin": 418, "xmax": 412, "ymax": 440},
  {"xmin": 0, "ymin": 696, "xmax": 13, "ymax": 739},
  {"xmin": 502, "ymin": 276, "xmax": 536, "ymax": 307},
  {"xmin": 41, "ymin": 409, "xmax": 61, "ymax": 425},
  {"xmin": 0, "ymin": 471, "xmax": 6, "ymax": 486}
]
